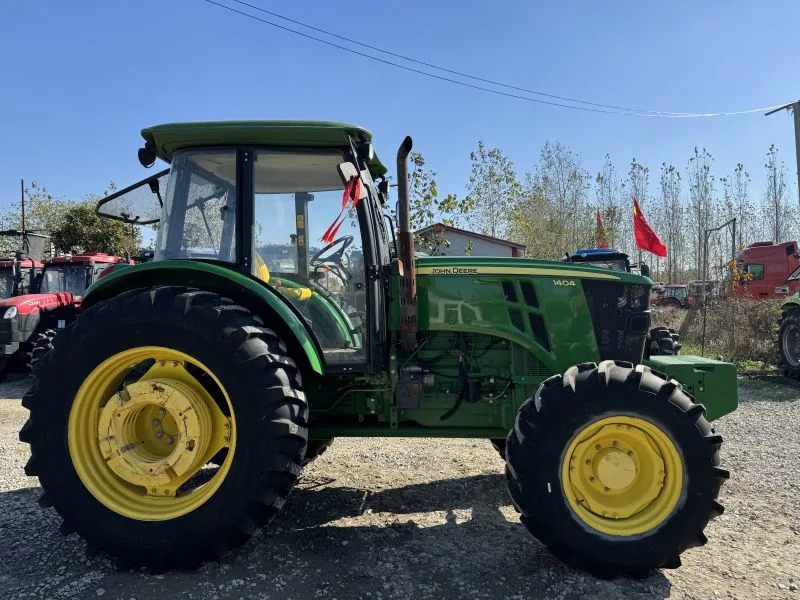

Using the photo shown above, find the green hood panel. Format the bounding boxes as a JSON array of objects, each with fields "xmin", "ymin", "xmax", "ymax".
[
  {"xmin": 415, "ymin": 256, "xmax": 651, "ymax": 286},
  {"xmin": 83, "ymin": 260, "xmax": 324, "ymax": 375}
]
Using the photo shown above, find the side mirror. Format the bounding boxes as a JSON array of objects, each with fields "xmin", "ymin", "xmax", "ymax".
[
  {"xmin": 640, "ymin": 263, "xmax": 651, "ymax": 278},
  {"xmin": 336, "ymin": 162, "xmax": 367, "ymax": 200},
  {"xmin": 378, "ymin": 179, "xmax": 390, "ymax": 204}
]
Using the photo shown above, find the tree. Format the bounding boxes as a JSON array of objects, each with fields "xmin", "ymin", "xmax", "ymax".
[
  {"xmin": 465, "ymin": 141, "xmax": 520, "ymax": 239},
  {"xmin": 408, "ymin": 152, "xmax": 472, "ymax": 255},
  {"xmin": 51, "ymin": 201, "xmax": 141, "ymax": 257},
  {"xmin": 515, "ymin": 141, "xmax": 592, "ymax": 258},
  {"xmin": 720, "ymin": 164, "xmax": 752, "ymax": 249},
  {"xmin": 657, "ymin": 164, "xmax": 683, "ymax": 283},
  {"xmin": 594, "ymin": 156, "xmax": 624, "ymax": 250},
  {"xmin": 0, "ymin": 181, "xmax": 68, "ymax": 255},
  {"xmin": 761, "ymin": 144, "xmax": 792, "ymax": 243},
  {"xmin": 687, "ymin": 148, "xmax": 716, "ymax": 278}
]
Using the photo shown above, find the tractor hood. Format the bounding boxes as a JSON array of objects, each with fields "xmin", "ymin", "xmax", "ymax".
[
  {"xmin": 0, "ymin": 293, "xmax": 76, "ymax": 315},
  {"xmin": 415, "ymin": 256, "xmax": 651, "ymax": 285}
]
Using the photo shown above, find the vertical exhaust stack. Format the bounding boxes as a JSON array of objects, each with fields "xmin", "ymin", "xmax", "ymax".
[{"xmin": 396, "ymin": 136, "xmax": 417, "ymax": 352}]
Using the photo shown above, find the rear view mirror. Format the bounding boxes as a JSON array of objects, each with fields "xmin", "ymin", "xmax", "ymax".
[
  {"xmin": 336, "ymin": 162, "xmax": 367, "ymax": 200},
  {"xmin": 378, "ymin": 179, "xmax": 390, "ymax": 204}
]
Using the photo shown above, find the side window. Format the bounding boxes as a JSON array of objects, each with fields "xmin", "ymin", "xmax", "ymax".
[
  {"xmin": 747, "ymin": 264, "xmax": 764, "ymax": 281},
  {"xmin": 157, "ymin": 150, "xmax": 237, "ymax": 262}
]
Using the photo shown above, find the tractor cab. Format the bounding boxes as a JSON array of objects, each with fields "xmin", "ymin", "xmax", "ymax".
[
  {"xmin": 0, "ymin": 256, "xmax": 44, "ymax": 298},
  {"xmin": 0, "ymin": 230, "xmax": 49, "ymax": 298},
  {"xmin": 40, "ymin": 253, "xmax": 132, "ymax": 298},
  {"xmin": 97, "ymin": 123, "xmax": 391, "ymax": 369}
]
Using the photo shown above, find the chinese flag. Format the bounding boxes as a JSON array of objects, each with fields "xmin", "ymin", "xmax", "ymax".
[
  {"xmin": 596, "ymin": 210, "xmax": 609, "ymax": 248},
  {"xmin": 633, "ymin": 198, "xmax": 667, "ymax": 257}
]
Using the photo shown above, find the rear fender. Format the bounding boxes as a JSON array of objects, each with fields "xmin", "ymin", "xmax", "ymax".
[{"xmin": 82, "ymin": 261, "xmax": 324, "ymax": 375}]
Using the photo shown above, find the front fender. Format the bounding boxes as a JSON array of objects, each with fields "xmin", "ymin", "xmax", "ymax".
[
  {"xmin": 83, "ymin": 260, "xmax": 324, "ymax": 375},
  {"xmin": 781, "ymin": 293, "xmax": 800, "ymax": 311}
]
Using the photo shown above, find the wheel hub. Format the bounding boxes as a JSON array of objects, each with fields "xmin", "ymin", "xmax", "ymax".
[
  {"xmin": 97, "ymin": 377, "xmax": 214, "ymax": 489},
  {"xmin": 563, "ymin": 417, "xmax": 681, "ymax": 533}
]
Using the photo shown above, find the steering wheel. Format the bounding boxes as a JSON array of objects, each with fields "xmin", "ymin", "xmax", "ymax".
[{"xmin": 310, "ymin": 235, "xmax": 353, "ymax": 282}]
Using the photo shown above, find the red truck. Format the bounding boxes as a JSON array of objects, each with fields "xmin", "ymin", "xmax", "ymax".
[{"xmin": 735, "ymin": 241, "xmax": 800, "ymax": 299}]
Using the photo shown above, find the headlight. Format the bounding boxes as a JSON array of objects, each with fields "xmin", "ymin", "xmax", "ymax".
[{"xmin": 3, "ymin": 306, "xmax": 17, "ymax": 319}]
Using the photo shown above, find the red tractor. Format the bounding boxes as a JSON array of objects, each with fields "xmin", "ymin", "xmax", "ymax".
[
  {"xmin": 652, "ymin": 284, "xmax": 693, "ymax": 308},
  {"xmin": 0, "ymin": 253, "xmax": 131, "ymax": 375}
]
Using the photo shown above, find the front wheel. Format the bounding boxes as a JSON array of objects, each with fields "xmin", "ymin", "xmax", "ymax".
[
  {"xmin": 779, "ymin": 308, "xmax": 800, "ymax": 378},
  {"xmin": 505, "ymin": 361, "xmax": 728, "ymax": 577},
  {"xmin": 20, "ymin": 287, "xmax": 309, "ymax": 570}
]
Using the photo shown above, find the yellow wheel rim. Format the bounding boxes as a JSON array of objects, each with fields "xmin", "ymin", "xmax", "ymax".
[
  {"xmin": 68, "ymin": 347, "xmax": 236, "ymax": 521},
  {"xmin": 561, "ymin": 415, "xmax": 684, "ymax": 536}
]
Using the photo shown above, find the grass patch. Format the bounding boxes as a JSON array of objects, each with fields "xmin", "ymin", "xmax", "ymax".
[
  {"xmin": 737, "ymin": 377, "xmax": 799, "ymax": 403},
  {"xmin": 678, "ymin": 343, "xmax": 777, "ymax": 373}
]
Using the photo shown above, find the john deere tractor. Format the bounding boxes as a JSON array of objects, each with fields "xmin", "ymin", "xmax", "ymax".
[{"xmin": 20, "ymin": 121, "xmax": 737, "ymax": 577}]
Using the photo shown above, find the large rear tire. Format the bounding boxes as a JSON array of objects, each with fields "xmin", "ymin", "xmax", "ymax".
[
  {"xmin": 505, "ymin": 360, "xmax": 728, "ymax": 578},
  {"xmin": 20, "ymin": 287, "xmax": 308, "ymax": 570},
  {"xmin": 778, "ymin": 307, "xmax": 800, "ymax": 378}
]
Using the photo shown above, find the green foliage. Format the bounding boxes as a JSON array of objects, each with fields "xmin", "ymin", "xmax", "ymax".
[
  {"xmin": 408, "ymin": 152, "xmax": 473, "ymax": 255},
  {"xmin": 512, "ymin": 141, "xmax": 593, "ymax": 259},
  {"xmin": 51, "ymin": 201, "xmax": 141, "ymax": 257},
  {"xmin": 0, "ymin": 182, "xmax": 68, "ymax": 255},
  {"xmin": 465, "ymin": 141, "xmax": 520, "ymax": 239}
]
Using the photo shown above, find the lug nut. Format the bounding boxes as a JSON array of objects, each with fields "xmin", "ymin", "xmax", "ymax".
[
  {"xmin": 585, "ymin": 459, "xmax": 592, "ymax": 465},
  {"xmin": 166, "ymin": 436, "xmax": 174, "ymax": 445},
  {"xmin": 604, "ymin": 486, "xmax": 610, "ymax": 492},
  {"xmin": 152, "ymin": 418, "xmax": 161, "ymax": 426},
  {"xmin": 589, "ymin": 476, "xmax": 596, "ymax": 482},
  {"xmin": 594, "ymin": 444, "xmax": 601, "ymax": 450},
  {"xmin": 612, "ymin": 441, "xmax": 619, "ymax": 447},
  {"xmin": 158, "ymin": 408, "xmax": 166, "ymax": 416},
  {"xmin": 155, "ymin": 431, "xmax": 163, "ymax": 439}
]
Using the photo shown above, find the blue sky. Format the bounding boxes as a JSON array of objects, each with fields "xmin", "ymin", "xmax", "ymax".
[{"xmin": 2, "ymin": 0, "xmax": 799, "ymax": 215}]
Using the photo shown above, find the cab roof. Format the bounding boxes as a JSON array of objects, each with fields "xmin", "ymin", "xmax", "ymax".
[{"xmin": 141, "ymin": 120, "xmax": 388, "ymax": 178}]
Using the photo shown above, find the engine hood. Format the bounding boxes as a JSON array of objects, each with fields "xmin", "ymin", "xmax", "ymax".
[{"xmin": 0, "ymin": 293, "xmax": 75, "ymax": 314}]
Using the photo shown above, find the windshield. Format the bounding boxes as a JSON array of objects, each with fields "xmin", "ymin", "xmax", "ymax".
[
  {"xmin": 0, "ymin": 269, "xmax": 15, "ymax": 298},
  {"xmin": 97, "ymin": 169, "xmax": 168, "ymax": 224},
  {"xmin": 40, "ymin": 265, "xmax": 90, "ymax": 296}
]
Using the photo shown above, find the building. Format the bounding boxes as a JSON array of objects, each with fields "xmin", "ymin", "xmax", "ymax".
[{"xmin": 415, "ymin": 223, "xmax": 526, "ymax": 257}]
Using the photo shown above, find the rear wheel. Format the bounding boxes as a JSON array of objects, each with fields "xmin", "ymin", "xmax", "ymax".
[
  {"xmin": 304, "ymin": 438, "xmax": 334, "ymax": 465},
  {"xmin": 505, "ymin": 361, "xmax": 728, "ymax": 577},
  {"xmin": 779, "ymin": 308, "xmax": 800, "ymax": 378},
  {"xmin": 19, "ymin": 287, "xmax": 308, "ymax": 570},
  {"xmin": 490, "ymin": 438, "xmax": 506, "ymax": 459}
]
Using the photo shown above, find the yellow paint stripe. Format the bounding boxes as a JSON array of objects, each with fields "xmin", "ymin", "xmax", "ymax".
[{"xmin": 415, "ymin": 266, "xmax": 620, "ymax": 280}]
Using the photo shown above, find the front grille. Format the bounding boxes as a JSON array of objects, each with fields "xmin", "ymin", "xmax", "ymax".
[
  {"xmin": 582, "ymin": 281, "xmax": 651, "ymax": 363},
  {"xmin": 0, "ymin": 320, "xmax": 11, "ymax": 345}
]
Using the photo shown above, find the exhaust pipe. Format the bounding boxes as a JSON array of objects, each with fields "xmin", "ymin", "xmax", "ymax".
[{"xmin": 396, "ymin": 136, "xmax": 417, "ymax": 352}]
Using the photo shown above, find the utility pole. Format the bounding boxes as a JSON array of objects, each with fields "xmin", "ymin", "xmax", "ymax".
[
  {"xmin": 765, "ymin": 100, "xmax": 800, "ymax": 210},
  {"xmin": 20, "ymin": 179, "xmax": 25, "ymax": 232}
]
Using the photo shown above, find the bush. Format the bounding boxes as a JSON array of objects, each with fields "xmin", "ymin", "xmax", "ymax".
[{"xmin": 651, "ymin": 298, "xmax": 782, "ymax": 369}]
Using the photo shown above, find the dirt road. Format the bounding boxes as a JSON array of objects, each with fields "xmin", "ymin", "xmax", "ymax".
[{"xmin": 0, "ymin": 375, "xmax": 797, "ymax": 599}]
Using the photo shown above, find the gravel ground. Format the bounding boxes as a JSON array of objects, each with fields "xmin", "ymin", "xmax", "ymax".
[{"xmin": 0, "ymin": 374, "xmax": 798, "ymax": 600}]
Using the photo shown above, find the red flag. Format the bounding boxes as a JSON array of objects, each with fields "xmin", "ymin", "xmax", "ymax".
[
  {"xmin": 633, "ymin": 198, "xmax": 667, "ymax": 257},
  {"xmin": 595, "ymin": 210, "xmax": 609, "ymax": 248}
]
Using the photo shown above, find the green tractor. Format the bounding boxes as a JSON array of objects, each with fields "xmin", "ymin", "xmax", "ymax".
[{"xmin": 20, "ymin": 121, "xmax": 737, "ymax": 577}]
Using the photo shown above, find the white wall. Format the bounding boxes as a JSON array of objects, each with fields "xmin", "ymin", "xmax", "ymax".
[{"xmin": 438, "ymin": 231, "xmax": 516, "ymax": 257}]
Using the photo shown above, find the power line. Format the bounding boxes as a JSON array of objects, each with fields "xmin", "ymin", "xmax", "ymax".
[{"xmin": 201, "ymin": 0, "xmax": 787, "ymax": 118}]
